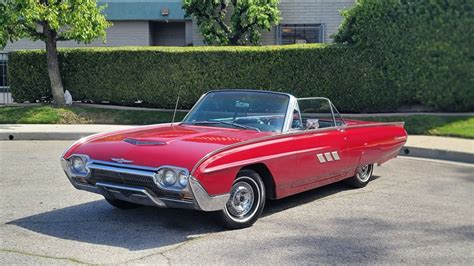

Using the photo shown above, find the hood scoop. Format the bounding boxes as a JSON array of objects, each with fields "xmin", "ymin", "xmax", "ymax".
[{"xmin": 123, "ymin": 138, "xmax": 167, "ymax": 146}]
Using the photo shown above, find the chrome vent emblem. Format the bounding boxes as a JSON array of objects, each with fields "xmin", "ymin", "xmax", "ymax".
[{"xmin": 111, "ymin": 158, "xmax": 134, "ymax": 164}]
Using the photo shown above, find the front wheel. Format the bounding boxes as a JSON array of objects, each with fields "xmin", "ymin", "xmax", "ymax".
[
  {"xmin": 214, "ymin": 169, "xmax": 266, "ymax": 229},
  {"xmin": 345, "ymin": 164, "xmax": 374, "ymax": 188}
]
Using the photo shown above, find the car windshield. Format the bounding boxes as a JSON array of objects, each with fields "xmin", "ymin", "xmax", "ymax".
[{"xmin": 182, "ymin": 91, "xmax": 290, "ymax": 132}]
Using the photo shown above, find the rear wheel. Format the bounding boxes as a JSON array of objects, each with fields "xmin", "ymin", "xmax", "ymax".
[
  {"xmin": 104, "ymin": 198, "xmax": 141, "ymax": 209},
  {"xmin": 345, "ymin": 164, "xmax": 374, "ymax": 188},
  {"xmin": 214, "ymin": 169, "xmax": 266, "ymax": 229}
]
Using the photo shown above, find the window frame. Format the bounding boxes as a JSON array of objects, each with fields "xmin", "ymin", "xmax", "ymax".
[
  {"xmin": 276, "ymin": 23, "xmax": 325, "ymax": 45},
  {"xmin": 0, "ymin": 53, "xmax": 8, "ymax": 89},
  {"xmin": 296, "ymin": 97, "xmax": 345, "ymax": 130},
  {"xmin": 289, "ymin": 101, "xmax": 304, "ymax": 131}
]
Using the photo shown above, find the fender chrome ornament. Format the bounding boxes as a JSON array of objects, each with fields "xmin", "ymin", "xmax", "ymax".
[
  {"xmin": 316, "ymin": 151, "xmax": 341, "ymax": 163},
  {"xmin": 111, "ymin": 158, "xmax": 134, "ymax": 164}
]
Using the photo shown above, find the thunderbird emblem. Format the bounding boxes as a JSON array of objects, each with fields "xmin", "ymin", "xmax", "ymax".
[{"xmin": 111, "ymin": 158, "xmax": 134, "ymax": 164}]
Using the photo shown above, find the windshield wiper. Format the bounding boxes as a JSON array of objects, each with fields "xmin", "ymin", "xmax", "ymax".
[{"xmin": 184, "ymin": 121, "xmax": 260, "ymax": 132}]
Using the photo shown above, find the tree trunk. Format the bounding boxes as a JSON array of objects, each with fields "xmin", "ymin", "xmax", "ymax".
[
  {"xmin": 43, "ymin": 23, "xmax": 65, "ymax": 106},
  {"xmin": 229, "ymin": 35, "xmax": 240, "ymax": 45}
]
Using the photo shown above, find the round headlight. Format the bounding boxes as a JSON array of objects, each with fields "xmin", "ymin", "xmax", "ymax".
[
  {"xmin": 178, "ymin": 171, "xmax": 188, "ymax": 187},
  {"xmin": 163, "ymin": 169, "xmax": 177, "ymax": 185},
  {"xmin": 72, "ymin": 157, "xmax": 86, "ymax": 173},
  {"xmin": 154, "ymin": 169, "xmax": 164, "ymax": 185}
]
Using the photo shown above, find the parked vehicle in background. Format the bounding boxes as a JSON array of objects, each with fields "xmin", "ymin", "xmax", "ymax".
[{"xmin": 61, "ymin": 90, "xmax": 407, "ymax": 229}]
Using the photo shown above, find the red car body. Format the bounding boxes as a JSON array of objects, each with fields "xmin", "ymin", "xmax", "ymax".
[{"xmin": 61, "ymin": 90, "xmax": 407, "ymax": 227}]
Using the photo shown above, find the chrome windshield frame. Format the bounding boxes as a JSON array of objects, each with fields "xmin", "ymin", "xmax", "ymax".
[{"xmin": 181, "ymin": 89, "xmax": 294, "ymax": 133}]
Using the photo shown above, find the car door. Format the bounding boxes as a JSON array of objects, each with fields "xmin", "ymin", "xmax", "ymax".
[{"xmin": 290, "ymin": 98, "xmax": 352, "ymax": 188}]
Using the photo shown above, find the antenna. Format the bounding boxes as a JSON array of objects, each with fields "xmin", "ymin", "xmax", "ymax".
[{"xmin": 171, "ymin": 90, "xmax": 180, "ymax": 126}]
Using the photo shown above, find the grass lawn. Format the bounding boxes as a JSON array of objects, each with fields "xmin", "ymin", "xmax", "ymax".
[
  {"xmin": 0, "ymin": 105, "xmax": 472, "ymax": 139},
  {"xmin": 0, "ymin": 106, "xmax": 187, "ymax": 125}
]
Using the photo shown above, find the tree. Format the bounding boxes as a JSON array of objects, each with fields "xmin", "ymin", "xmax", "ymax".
[
  {"xmin": 0, "ymin": 0, "xmax": 111, "ymax": 106},
  {"xmin": 183, "ymin": 0, "xmax": 280, "ymax": 45}
]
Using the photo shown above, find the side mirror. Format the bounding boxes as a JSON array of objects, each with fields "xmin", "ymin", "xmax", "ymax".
[{"xmin": 306, "ymin": 119, "xmax": 319, "ymax": 130}]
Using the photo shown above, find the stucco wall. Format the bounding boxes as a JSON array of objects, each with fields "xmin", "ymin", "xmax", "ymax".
[
  {"xmin": 2, "ymin": 21, "xmax": 151, "ymax": 52},
  {"xmin": 192, "ymin": 0, "xmax": 355, "ymax": 46},
  {"xmin": 1, "ymin": 0, "xmax": 355, "ymax": 50}
]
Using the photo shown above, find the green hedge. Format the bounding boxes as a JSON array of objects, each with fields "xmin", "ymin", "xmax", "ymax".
[
  {"xmin": 334, "ymin": 0, "xmax": 474, "ymax": 112},
  {"xmin": 10, "ymin": 45, "xmax": 403, "ymax": 112},
  {"xmin": 8, "ymin": 43, "xmax": 473, "ymax": 112}
]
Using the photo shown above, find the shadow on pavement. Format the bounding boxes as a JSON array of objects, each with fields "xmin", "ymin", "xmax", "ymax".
[
  {"xmin": 8, "ymin": 200, "xmax": 221, "ymax": 251},
  {"xmin": 263, "ymin": 176, "xmax": 380, "ymax": 216},
  {"xmin": 7, "ymin": 177, "xmax": 377, "ymax": 251}
]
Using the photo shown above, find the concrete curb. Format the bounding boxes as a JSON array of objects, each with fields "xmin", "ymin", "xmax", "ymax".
[
  {"xmin": 399, "ymin": 146, "xmax": 474, "ymax": 164},
  {"xmin": 72, "ymin": 103, "xmax": 190, "ymax": 112},
  {"xmin": 0, "ymin": 125, "xmax": 133, "ymax": 141},
  {"xmin": 0, "ymin": 132, "xmax": 97, "ymax": 141}
]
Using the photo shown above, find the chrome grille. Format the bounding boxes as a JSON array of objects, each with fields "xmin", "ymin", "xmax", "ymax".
[
  {"xmin": 92, "ymin": 169, "xmax": 155, "ymax": 187},
  {"xmin": 89, "ymin": 169, "xmax": 178, "ymax": 198}
]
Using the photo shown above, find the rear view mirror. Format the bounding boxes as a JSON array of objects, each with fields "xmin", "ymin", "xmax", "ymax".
[{"xmin": 235, "ymin": 101, "xmax": 250, "ymax": 108}]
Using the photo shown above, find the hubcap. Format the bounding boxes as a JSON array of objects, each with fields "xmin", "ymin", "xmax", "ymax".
[
  {"xmin": 357, "ymin": 164, "xmax": 372, "ymax": 182},
  {"xmin": 227, "ymin": 181, "xmax": 255, "ymax": 218}
]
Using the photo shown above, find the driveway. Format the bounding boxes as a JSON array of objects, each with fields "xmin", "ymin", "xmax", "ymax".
[{"xmin": 1, "ymin": 141, "xmax": 473, "ymax": 264}]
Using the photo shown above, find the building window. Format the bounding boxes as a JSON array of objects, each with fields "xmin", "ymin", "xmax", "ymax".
[
  {"xmin": 0, "ymin": 53, "xmax": 7, "ymax": 89},
  {"xmin": 277, "ymin": 24, "xmax": 324, "ymax": 45}
]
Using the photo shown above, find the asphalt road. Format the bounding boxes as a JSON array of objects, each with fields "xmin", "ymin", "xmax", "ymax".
[{"xmin": 1, "ymin": 141, "xmax": 473, "ymax": 265}]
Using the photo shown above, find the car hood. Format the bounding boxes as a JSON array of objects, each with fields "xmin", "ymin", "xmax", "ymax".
[{"xmin": 65, "ymin": 124, "xmax": 272, "ymax": 171}]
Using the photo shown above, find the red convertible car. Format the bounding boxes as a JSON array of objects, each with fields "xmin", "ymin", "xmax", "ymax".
[{"xmin": 61, "ymin": 90, "xmax": 407, "ymax": 228}]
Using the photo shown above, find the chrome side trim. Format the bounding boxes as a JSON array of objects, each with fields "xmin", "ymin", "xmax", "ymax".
[
  {"xmin": 394, "ymin": 136, "xmax": 408, "ymax": 141},
  {"xmin": 345, "ymin": 122, "xmax": 405, "ymax": 129},
  {"xmin": 189, "ymin": 176, "xmax": 229, "ymax": 211}
]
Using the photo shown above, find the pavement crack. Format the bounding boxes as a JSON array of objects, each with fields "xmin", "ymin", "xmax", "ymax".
[
  {"xmin": 118, "ymin": 234, "xmax": 209, "ymax": 265},
  {"xmin": 0, "ymin": 248, "xmax": 91, "ymax": 265}
]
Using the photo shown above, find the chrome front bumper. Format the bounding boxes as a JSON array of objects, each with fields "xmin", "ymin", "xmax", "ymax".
[{"xmin": 61, "ymin": 159, "xmax": 229, "ymax": 212}]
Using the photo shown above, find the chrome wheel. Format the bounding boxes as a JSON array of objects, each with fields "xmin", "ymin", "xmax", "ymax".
[
  {"xmin": 356, "ymin": 164, "xmax": 373, "ymax": 182},
  {"xmin": 224, "ymin": 176, "xmax": 261, "ymax": 223}
]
